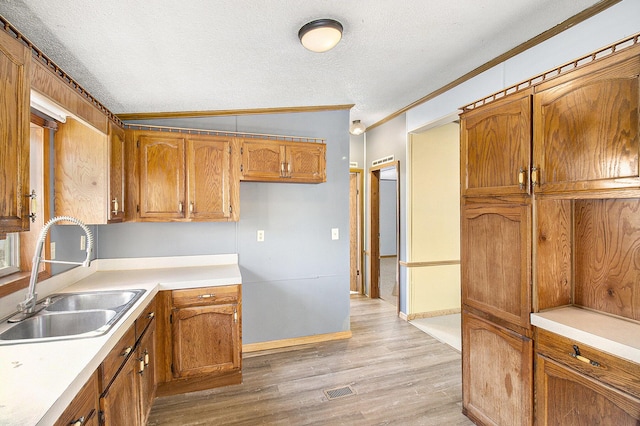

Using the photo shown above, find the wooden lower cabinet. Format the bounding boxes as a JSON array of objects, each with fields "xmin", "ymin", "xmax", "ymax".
[
  {"xmin": 137, "ymin": 319, "xmax": 156, "ymax": 423},
  {"xmin": 54, "ymin": 371, "xmax": 100, "ymax": 426},
  {"xmin": 462, "ymin": 311, "xmax": 533, "ymax": 426},
  {"xmin": 156, "ymin": 285, "xmax": 242, "ymax": 396},
  {"xmin": 535, "ymin": 355, "xmax": 640, "ymax": 425},
  {"xmin": 99, "ymin": 350, "xmax": 141, "ymax": 425}
]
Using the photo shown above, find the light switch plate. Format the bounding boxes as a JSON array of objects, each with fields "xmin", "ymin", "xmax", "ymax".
[{"xmin": 331, "ymin": 228, "xmax": 339, "ymax": 240}]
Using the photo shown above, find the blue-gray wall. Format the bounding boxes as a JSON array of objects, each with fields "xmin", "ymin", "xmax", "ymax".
[{"xmin": 53, "ymin": 110, "xmax": 351, "ymax": 344}]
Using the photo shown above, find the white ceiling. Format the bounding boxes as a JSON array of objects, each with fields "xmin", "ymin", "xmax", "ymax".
[{"xmin": 0, "ymin": 0, "xmax": 603, "ymax": 127}]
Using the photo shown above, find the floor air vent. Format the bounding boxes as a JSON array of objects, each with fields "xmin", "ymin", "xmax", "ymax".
[{"xmin": 324, "ymin": 385, "xmax": 356, "ymax": 400}]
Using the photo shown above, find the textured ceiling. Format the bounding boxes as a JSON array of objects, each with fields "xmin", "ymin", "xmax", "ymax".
[{"xmin": 0, "ymin": 0, "xmax": 603, "ymax": 127}]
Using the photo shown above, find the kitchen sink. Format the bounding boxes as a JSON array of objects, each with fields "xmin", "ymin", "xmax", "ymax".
[
  {"xmin": 0, "ymin": 310, "xmax": 117, "ymax": 340},
  {"xmin": 0, "ymin": 289, "xmax": 145, "ymax": 344},
  {"xmin": 44, "ymin": 290, "xmax": 140, "ymax": 312}
]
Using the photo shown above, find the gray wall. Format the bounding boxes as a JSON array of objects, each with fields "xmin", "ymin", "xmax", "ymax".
[{"xmin": 53, "ymin": 110, "xmax": 351, "ymax": 344}]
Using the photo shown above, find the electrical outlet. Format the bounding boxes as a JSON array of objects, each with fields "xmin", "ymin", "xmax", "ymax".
[
  {"xmin": 331, "ymin": 228, "xmax": 339, "ymax": 240},
  {"xmin": 257, "ymin": 230, "xmax": 265, "ymax": 242},
  {"xmin": 50, "ymin": 242, "xmax": 56, "ymax": 260},
  {"xmin": 80, "ymin": 235, "xmax": 86, "ymax": 251}
]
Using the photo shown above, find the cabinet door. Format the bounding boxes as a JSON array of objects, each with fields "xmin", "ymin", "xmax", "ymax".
[
  {"xmin": 171, "ymin": 304, "xmax": 240, "ymax": 378},
  {"xmin": 186, "ymin": 138, "xmax": 231, "ymax": 220},
  {"xmin": 460, "ymin": 90, "xmax": 532, "ymax": 197},
  {"xmin": 461, "ymin": 202, "xmax": 531, "ymax": 328},
  {"xmin": 99, "ymin": 351, "xmax": 140, "ymax": 426},
  {"xmin": 137, "ymin": 321, "xmax": 156, "ymax": 425},
  {"xmin": 536, "ymin": 354, "xmax": 640, "ymax": 425},
  {"xmin": 0, "ymin": 30, "xmax": 31, "ymax": 233},
  {"xmin": 286, "ymin": 142, "xmax": 326, "ymax": 183},
  {"xmin": 139, "ymin": 135, "xmax": 186, "ymax": 219},
  {"xmin": 533, "ymin": 52, "xmax": 640, "ymax": 194},
  {"xmin": 54, "ymin": 371, "xmax": 99, "ymax": 426},
  {"xmin": 55, "ymin": 117, "xmax": 109, "ymax": 224},
  {"xmin": 240, "ymin": 139, "xmax": 285, "ymax": 181},
  {"xmin": 108, "ymin": 122, "xmax": 125, "ymax": 223},
  {"xmin": 462, "ymin": 311, "xmax": 533, "ymax": 426}
]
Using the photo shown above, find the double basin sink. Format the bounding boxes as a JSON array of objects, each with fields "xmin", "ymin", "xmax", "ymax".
[{"xmin": 0, "ymin": 289, "xmax": 145, "ymax": 344}]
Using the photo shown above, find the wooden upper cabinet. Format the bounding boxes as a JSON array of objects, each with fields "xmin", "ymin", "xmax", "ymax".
[
  {"xmin": 460, "ymin": 90, "xmax": 532, "ymax": 197},
  {"xmin": 461, "ymin": 201, "xmax": 532, "ymax": 329},
  {"xmin": 187, "ymin": 138, "xmax": 232, "ymax": 220},
  {"xmin": 136, "ymin": 131, "xmax": 238, "ymax": 222},
  {"xmin": 139, "ymin": 134, "xmax": 186, "ymax": 219},
  {"xmin": 533, "ymin": 50, "xmax": 640, "ymax": 194},
  {"xmin": 240, "ymin": 138, "xmax": 326, "ymax": 183},
  {"xmin": 54, "ymin": 117, "xmax": 111, "ymax": 224},
  {"xmin": 108, "ymin": 122, "xmax": 126, "ymax": 223},
  {"xmin": 0, "ymin": 29, "xmax": 31, "ymax": 233}
]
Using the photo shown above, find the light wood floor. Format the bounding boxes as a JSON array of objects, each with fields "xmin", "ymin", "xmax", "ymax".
[{"xmin": 147, "ymin": 296, "xmax": 473, "ymax": 425}]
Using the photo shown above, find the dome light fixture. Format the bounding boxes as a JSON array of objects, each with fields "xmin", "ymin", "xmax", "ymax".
[
  {"xmin": 349, "ymin": 120, "xmax": 366, "ymax": 136},
  {"xmin": 298, "ymin": 19, "xmax": 343, "ymax": 53}
]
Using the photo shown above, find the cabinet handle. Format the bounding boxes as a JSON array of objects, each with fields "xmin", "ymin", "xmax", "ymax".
[
  {"xmin": 197, "ymin": 293, "xmax": 215, "ymax": 299},
  {"xmin": 189, "ymin": 202, "xmax": 194, "ymax": 213},
  {"xmin": 531, "ymin": 166, "xmax": 539, "ymax": 187},
  {"xmin": 179, "ymin": 202, "xmax": 184, "ymax": 213},
  {"xmin": 144, "ymin": 351, "xmax": 150, "ymax": 366},
  {"xmin": 287, "ymin": 162, "xmax": 291, "ymax": 177},
  {"xmin": 26, "ymin": 190, "xmax": 37, "ymax": 223},
  {"xmin": 138, "ymin": 359, "xmax": 145, "ymax": 374},
  {"xmin": 112, "ymin": 198, "xmax": 119, "ymax": 215},
  {"xmin": 147, "ymin": 311, "xmax": 155, "ymax": 319},
  {"xmin": 121, "ymin": 346, "xmax": 133, "ymax": 357},
  {"xmin": 70, "ymin": 416, "xmax": 85, "ymax": 426},
  {"xmin": 280, "ymin": 162, "xmax": 285, "ymax": 177},
  {"xmin": 518, "ymin": 168, "xmax": 527, "ymax": 190},
  {"xmin": 571, "ymin": 345, "xmax": 600, "ymax": 367}
]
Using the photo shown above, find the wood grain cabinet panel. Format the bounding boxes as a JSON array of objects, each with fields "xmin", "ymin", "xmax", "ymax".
[
  {"xmin": 462, "ymin": 311, "xmax": 533, "ymax": 426},
  {"xmin": 533, "ymin": 51, "xmax": 640, "ymax": 194},
  {"xmin": 108, "ymin": 122, "xmax": 126, "ymax": 223},
  {"xmin": 0, "ymin": 29, "xmax": 31, "ymax": 233},
  {"xmin": 240, "ymin": 138, "xmax": 326, "ymax": 183},
  {"xmin": 535, "ymin": 354, "xmax": 640, "ymax": 425},
  {"xmin": 54, "ymin": 371, "xmax": 99, "ymax": 426},
  {"xmin": 461, "ymin": 202, "xmax": 532, "ymax": 329},
  {"xmin": 99, "ymin": 348, "xmax": 141, "ymax": 426},
  {"xmin": 135, "ymin": 131, "xmax": 238, "ymax": 222},
  {"xmin": 460, "ymin": 90, "xmax": 532, "ymax": 197},
  {"xmin": 137, "ymin": 320, "xmax": 156, "ymax": 425}
]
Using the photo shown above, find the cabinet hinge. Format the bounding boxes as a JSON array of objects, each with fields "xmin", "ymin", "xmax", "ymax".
[
  {"xmin": 240, "ymin": 164, "xmax": 244, "ymax": 173},
  {"xmin": 136, "ymin": 204, "xmax": 140, "ymax": 213},
  {"xmin": 240, "ymin": 147, "xmax": 243, "ymax": 155},
  {"xmin": 171, "ymin": 363, "xmax": 174, "ymax": 374},
  {"xmin": 99, "ymin": 410, "xmax": 105, "ymax": 424},
  {"xmin": 169, "ymin": 313, "xmax": 172, "ymax": 324},
  {"xmin": 137, "ymin": 140, "xmax": 140, "ymax": 148},
  {"xmin": 229, "ymin": 146, "xmax": 232, "ymax": 154}
]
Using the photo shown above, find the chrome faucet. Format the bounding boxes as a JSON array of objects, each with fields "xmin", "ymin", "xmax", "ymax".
[{"xmin": 13, "ymin": 216, "xmax": 94, "ymax": 319}]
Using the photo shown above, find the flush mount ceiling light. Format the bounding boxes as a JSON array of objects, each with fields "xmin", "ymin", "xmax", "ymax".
[
  {"xmin": 298, "ymin": 19, "xmax": 343, "ymax": 53},
  {"xmin": 349, "ymin": 120, "xmax": 366, "ymax": 135}
]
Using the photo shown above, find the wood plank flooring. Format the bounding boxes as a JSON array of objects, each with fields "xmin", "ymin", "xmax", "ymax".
[{"xmin": 147, "ymin": 296, "xmax": 473, "ymax": 425}]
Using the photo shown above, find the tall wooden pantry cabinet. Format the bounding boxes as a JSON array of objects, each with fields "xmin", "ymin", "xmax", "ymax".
[{"xmin": 460, "ymin": 35, "xmax": 640, "ymax": 425}]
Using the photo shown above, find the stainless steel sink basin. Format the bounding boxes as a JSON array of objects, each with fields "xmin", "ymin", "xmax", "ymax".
[
  {"xmin": 0, "ymin": 310, "xmax": 116, "ymax": 340},
  {"xmin": 44, "ymin": 290, "xmax": 140, "ymax": 312},
  {"xmin": 0, "ymin": 289, "xmax": 145, "ymax": 344}
]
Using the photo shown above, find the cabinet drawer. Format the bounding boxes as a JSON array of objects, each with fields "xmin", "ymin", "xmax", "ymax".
[
  {"xmin": 172, "ymin": 285, "xmax": 239, "ymax": 308},
  {"xmin": 99, "ymin": 325, "xmax": 136, "ymax": 392},
  {"xmin": 135, "ymin": 296, "xmax": 156, "ymax": 341},
  {"xmin": 54, "ymin": 370, "xmax": 99, "ymax": 426},
  {"xmin": 535, "ymin": 328, "xmax": 640, "ymax": 399}
]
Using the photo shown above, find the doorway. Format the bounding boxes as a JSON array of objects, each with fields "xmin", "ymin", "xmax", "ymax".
[
  {"xmin": 349, "ymin": 169, "xmax": 363, "ymax": 294},
  {"xmin": 369, "ymin": 161, "xmax": 400, "ymax": 313}
]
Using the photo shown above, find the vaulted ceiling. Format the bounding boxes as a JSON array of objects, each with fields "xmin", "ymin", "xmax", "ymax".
[{"xmin": 0, "ymin": 1, "xmax": 609, "ymax": 127}]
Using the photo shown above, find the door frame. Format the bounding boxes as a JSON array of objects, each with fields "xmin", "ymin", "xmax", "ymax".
[
  {"xmin": 369, "ymin": 161, "xmax": 400, "ymax": 313},
  {"xmin": 350, "ymin": 168, "xmax": 364, "ymax": 294}
]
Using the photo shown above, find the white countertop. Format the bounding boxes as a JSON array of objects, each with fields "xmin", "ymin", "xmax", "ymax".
[
  {"xmin": 531, "ymin": 306, "xmax": 640, "ymax": 364},
  {"xmin": 0, "ymin": 254, "xmax": 241, "ymax": 426}
]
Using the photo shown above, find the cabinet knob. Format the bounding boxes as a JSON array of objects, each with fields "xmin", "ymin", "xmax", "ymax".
[{"xmin": 70, "ymin": 416, "xmax": 85, "ymax": 426}]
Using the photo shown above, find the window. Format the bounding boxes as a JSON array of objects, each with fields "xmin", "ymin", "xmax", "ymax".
[{"xmin": 0, "ymin": 233, "xmax": 20, "ymax": 278}]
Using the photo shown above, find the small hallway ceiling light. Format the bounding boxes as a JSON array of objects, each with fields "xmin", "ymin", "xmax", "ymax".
[
  {"xmin": 349, "ymin": 120, "xmax": 366, "ymax": 135},
  {"xmin": 298, "ymin": 19, "xmax": 343, "ymax": 53}
]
